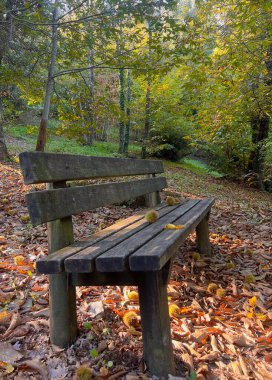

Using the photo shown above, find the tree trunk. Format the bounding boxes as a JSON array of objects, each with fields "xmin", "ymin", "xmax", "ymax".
[
  {"xmin": 118, "ymin": 67, "xmax": 125, "ymax": 154},
  {"xmin": 247, "ymin": 115, "xmax": 270, "ymax": 189},
  {"xmin": 0, "ymin": 0, "xmax": 13, "ymax": 161},
  {"xmin": 141, "ymin": 24, "xmax": 152, "ymax": 159},
  {"xmin": 36, "ymin": 0, "xmax": 59, "ymax": 152},
  {"xmin": 0, "ymin": 123, "xmax": 9, "ymax": 161},
  {"xmin": 141, "ymin": 78, "xmax": 151, "ymax": 159},
  {"xmin": 124, "ymin": 69, "xmax": 131, "ymax": 156},
  {"xmin": 86, "ymin": 32, "xmax": 96, "ymax": 145}
]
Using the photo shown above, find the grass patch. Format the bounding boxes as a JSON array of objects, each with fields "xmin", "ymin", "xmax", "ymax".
[
  {"xmin": 5, "ymin": 125, "xmax": 141, "ymax": 157},
  {"xmin": 164, "ymin": 158, "xmax": 223, "ymax": 178}
]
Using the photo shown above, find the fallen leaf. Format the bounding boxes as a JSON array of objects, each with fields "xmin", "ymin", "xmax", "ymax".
[{"xmin": 0, "ymin": 342, "xmax": 23, "ymax": 364}]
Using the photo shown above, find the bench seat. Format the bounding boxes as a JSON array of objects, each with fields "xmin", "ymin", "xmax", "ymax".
[{"xmin": 37, "ymin": 198, "xmax": 214, "ymax": 278}]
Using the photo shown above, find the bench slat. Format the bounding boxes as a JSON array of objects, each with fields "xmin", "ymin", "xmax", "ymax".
[
  {"xmin": 27, "ymin": 177, "xmax": 167, "ymax": 226},
  {"xmin": 64, "ymin": 204, "xmax": 181, "ymax": 273},
  {"xmin": 36, "ymin": 212, "xmax": 152, "ymax": 274},
  {"xmin": 129, "ymin": 198, "xmax": 214, "ymax": 271},
  {"xmin": 19, "ymin": 152, "xmax": 164, "ymax": 184},
  {"xmin": 95, "ymin": 200, "xmax": 199, "ymax": 272}
]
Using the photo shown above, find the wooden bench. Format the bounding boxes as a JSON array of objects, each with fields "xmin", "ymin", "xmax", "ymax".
[{"xmin": 19, "ymin": 151, "xmax": 214, "ymax": 378}]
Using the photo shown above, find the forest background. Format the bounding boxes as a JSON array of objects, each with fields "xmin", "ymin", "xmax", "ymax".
[{"xmin": 0, "ymin": 0, "xmax": 271, "ymax": 191}]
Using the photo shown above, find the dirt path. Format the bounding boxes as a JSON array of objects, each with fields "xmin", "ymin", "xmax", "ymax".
[{"xmin": 0, "ymin": 161, "xmax": 271, "ymax": 379}]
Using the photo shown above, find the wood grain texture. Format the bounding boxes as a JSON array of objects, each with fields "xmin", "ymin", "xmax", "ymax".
[
  {"xmin": 130, "ymin": 198, "xmax": 214, "ymax": 271},
  {"xmin": 95, "ymin": 200, "xmax": 198, "ymax": 272},
  {"xmin": 64, "ymin": 204, "xmax": 180, "ymax": 273},
  {"xmin": 19, "ymin": 151, "xmax": 164, "ymax": 184},
  {"xmin": 37, "ymin": 212, "xmax": 153, "ymax": 274},
  {"xmin": 27, "ymin": 177, "xmax": 167, "ymax": 226}
]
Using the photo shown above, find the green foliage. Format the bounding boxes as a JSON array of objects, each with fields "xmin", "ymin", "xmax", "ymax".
[
  {"xmin": 89, "ymin": 349, "xmax": 99, "ymax": 358},
  {"xmin": 202, "ymin": 124, "xmax": 252, "ymax": 177},
  {"xmin": 148, "ymin": 125, "xmax": 191, "ymax": 161}
]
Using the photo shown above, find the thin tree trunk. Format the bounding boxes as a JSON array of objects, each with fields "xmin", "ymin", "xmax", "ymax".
[
  {"xmin": 118, "ymin": 67, "xmax": 125, "ymax": 154},
  {"xmin": 141, "ymin": 24, "xmax": 152, "ymax": 159},
  {"xmin": 141, "ymin": 77, "xmax": 151, "ymax": 159},
  {"xmin": 124, "ymin": 69, "xmax": 131, "ymax": 156},
  {"xmin": 0, "ymin": 122, "xmax": 9, "ymax": 161},
  {"xmin": 86, "ymin": 26, "xmax": 96, "ymax": 145},
  {"xmin": 0, "ymin": 0, "xmax": 13, "ymax": 161},
  {"xmin": 36, "ymin": 0, "xmax": 59, "ymax": 152},
  {"xmin": 0, "ymin": 91, "xmax": 9, "ymax": 161}
]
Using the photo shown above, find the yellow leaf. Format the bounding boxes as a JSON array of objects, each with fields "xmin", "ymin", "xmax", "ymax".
[
  {"xmin": 249, "ymin": 296, "xmax": 257, "ymax": 307},
  {"xmin": 13, "ymin": 256, "xmax": 25, "ymax": 266},
  {"xmin": 164, "ymin": 224, "xmax": 185, "ymax": 230},
  {"xmin": 128, "ymin": 291, "xmax": 139, "ymax": 301},
  {"xmin": 0, "ymin": 311, "xmax": 12, "ymax": 325},
  {"xmin": 169, "ymin": 304, "xmax": 179, "ymax": 317},
  {"xmin": 256, "ymin": 313, "xmax": 267, "ymax": 321},
  {"xmin": 247, "ymin": 311, "xmax": 254, "ymax": 319}
]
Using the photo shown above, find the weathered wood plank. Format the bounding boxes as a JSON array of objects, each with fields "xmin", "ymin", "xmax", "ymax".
[
  {"xmin": 64, "ymin": 204, "xmax": 180, "ymax": 273},
  {"xmin": 36, "ymin": 204, "xmax": 167, "ymax": 274},
  {"xmin": 47, "ymin": 182, "xmax": 77, "ymax": 348},
  {"xmin": 130, "ymin": 198, "xmax": 214, "ymax": 271},
  {"xmin": 144, "ymin": 174, "xmax": 161, "ymax": 208},
  {"xmin": 138, "ymin": 264, "xmax": 176, "ymax": 376},
  {"xmin": 196, "ymin": 212, "xmax": 211, "ymax": 255},
  {"xmin": 26, "ymin": 177, "xmax": 167, "ymax": 226},
  {"xmin": 19, "ymin": 151, "xmax": 164, "ymax": 184},
  {"xmin": 71, "ymin": 272, "xmax": 139, "ymax": 286},
  {"xmin": 95, "ymin": 200, "xmax": 199, "ymax": 272}
]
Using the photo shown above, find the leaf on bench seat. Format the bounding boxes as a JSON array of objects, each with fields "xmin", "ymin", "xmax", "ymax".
[{"xmin": 164, "ymin": 224, "xmax": 186, "ymax": 230}]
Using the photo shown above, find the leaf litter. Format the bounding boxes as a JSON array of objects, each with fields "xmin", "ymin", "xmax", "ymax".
[{"xmin": 0, "ymin": 161, "xmax": 272, "ymax": 379}]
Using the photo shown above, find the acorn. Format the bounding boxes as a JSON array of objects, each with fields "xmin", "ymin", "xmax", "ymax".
[{"xmin": 145, "ymin": 210, "xmax": 159, "ymax": 223}]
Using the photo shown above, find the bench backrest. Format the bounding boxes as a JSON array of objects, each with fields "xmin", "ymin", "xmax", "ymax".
[{"xmin": 19, "ymin": 152, "xmax": 166, "ymax": 226}]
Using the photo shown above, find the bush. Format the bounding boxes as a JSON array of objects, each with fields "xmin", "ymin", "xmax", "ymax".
[
  {"xmin": 201, "ymin": 124, "xmax": 252, "ymax": 178},
  {"xmin": 148, "ymin": 126, "xmax": 191, "ymax": 161}
]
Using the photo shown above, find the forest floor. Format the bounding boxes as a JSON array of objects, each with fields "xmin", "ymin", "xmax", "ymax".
[{"xmin": 0, "ymin": 158, "xmax": 272, "ymax": 380}]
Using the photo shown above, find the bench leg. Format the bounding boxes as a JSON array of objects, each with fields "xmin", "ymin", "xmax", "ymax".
[
  {"xmin": 138, "ymin": 265, "xmax": 175, "ymax": 377},
  {"xmin": 49, "ymin": 273, "xmax": 77, "ymax": 347},
  {"xmin": 196, "ymin": 212, "xmax": 211, "ymax": 255}
]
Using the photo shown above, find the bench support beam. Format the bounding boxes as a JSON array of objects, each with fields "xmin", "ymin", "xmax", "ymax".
[
  {"xmin": 138, "ymin": 264, "xmax": 175, "ymax": 377},
  {"xmin": 196, "ymin": 212, "xmax": 211, "ymax": 255},
  {"xmin": 47, "ymin": 183, "xmax": 78, "ymax": 347}
]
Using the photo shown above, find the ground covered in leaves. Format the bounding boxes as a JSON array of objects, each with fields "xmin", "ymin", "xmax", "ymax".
[{"xmin": 0, "ymin": 160, "xmax": 271, "ymax": 380}]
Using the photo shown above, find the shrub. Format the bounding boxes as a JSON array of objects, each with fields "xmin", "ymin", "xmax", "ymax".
[{"xmin": 148, "ymin": 126, "xmax": 191, "ymax": 161}]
